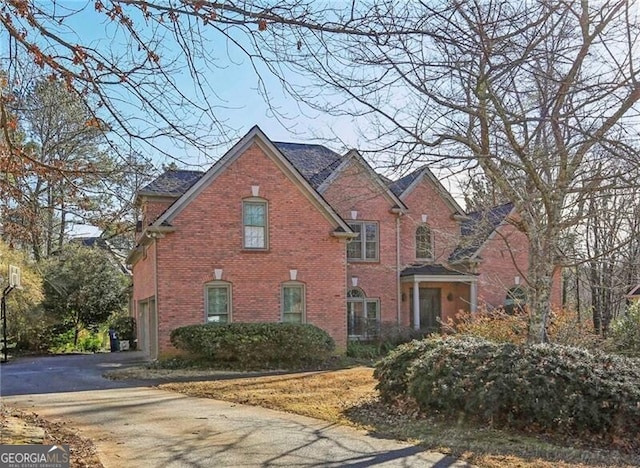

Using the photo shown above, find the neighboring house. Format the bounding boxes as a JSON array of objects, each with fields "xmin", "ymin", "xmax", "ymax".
[
  {"xmin": 73, "ymin": 236, "xmax": 130, "ymax": 275},
  {"xmin": 627, "ymin": 284, "xmax": 640, "ymax": 303},
  {"xmin": 127, "ymin": 126, "xmax": 562, "ymax": 359}
]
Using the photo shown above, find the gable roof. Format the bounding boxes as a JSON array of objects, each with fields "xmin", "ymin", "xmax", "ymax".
[
  {"xmin": 389, "ymin": 166, "xmax": 464, "ymax": 214},
  {"xmin": 273, "ymin": 142, "xmax": 344, "ymax": 189},
  {"xmin": 449, "ymin": 202, "xmax": 515, "ymax": 263},
  {"xmin": 137, "ymin": 170, "xmax": 204, "ymax": 198},
  {"xmin": 152, "ymin": 126, "xmax": 353, "ymax": 234},
  {"xmin": 317, "ymin": 149, "xmax": 407, "ymax": 211}
]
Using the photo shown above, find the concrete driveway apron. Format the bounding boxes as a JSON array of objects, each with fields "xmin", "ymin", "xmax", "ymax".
[{"xmin": 1, "ymin": 354, "xmax": 470, "ymax": 467}]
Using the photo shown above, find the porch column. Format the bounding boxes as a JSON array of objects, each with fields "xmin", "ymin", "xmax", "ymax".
[
  {"xmin": 470, "ymin": 281, "xmax": 478, "ymax": 314},
  {"xmin": 413, "ymin": 279, "xmax": 420, "ymax": 330}
]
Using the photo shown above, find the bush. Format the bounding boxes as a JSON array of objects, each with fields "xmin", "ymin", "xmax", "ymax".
[
  {"xmin": 445, "ymin": 308, "xmax": 602, "ymax": 350},
  {"xmin": 108, "ymin": 313, "xmax": 136, "ymax": 348},
  {"xmin": 49, "ymin": 328, "xmax": 104, "ymax": 353},
  {"xmin": 444, "ymin": 308, "xmax": 528, "ymax": 344},
  {"xmin": 607, "ymin": 301, "xmax": 640, "ymax": 357},
  {"xmin": 170, "ymin": 322, "xmax": 335, "ymax": 369},
  {"xmin": 375, "ymin": 336, "xmax": 640, "ymax": 447},
  {"xmin": 373, "ymin": 338, "xmax": 441, "ymax": 401},
  {"xmin": 374, "ymin": 322, "xmax": 426, "ymax": 353},
  {"xmin": 347, "ymin": 341, "xmax": 380, "ymax": 359}
]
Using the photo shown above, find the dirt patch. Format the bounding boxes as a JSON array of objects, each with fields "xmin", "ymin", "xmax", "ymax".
[{"xmin": 0, "ymin": 405, "xmax": 103, "ymax": 467}]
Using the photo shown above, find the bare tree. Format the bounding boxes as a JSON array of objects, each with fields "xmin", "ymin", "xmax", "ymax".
[
  {"xmin": 1, "ymin": 1, "xmax": 373, "ymax": 162},
  {"xmin": 256, "ymin": 1, "xmax": 640, "ymax": 342},
  {"xmin": 3, "ymin": 1, "xmax": 640, "ymax": 343}
]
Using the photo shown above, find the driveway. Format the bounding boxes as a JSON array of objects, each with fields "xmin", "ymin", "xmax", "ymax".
[{"xmin": 1, "ymin": 354, "xmax": 470, "ymax": 467}]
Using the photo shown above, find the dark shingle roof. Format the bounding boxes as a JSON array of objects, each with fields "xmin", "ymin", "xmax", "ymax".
[
  {"xmin": 388, "ymin": 167, "xmax": 424, "ymax": 197},
  {"xmin": 139, "ymin": 170, "xmax": 204, "ymax": 197},
  {"xmin": 449, "ymin": 202, "xmax": 514, "ymax": 262},
  {"xmin": 274, "ymin": 142, "xmax": 343, "ymax": 188},
  {"xmin": 401, "ymin": 264, "xmax": 475, "ymax": 277}
]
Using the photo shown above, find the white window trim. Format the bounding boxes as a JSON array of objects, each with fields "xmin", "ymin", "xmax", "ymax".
[
  {"xmin": 281, "ymin": 281, "xmax": 306, "ymax": 323},
  {"xmin": 347, "ymin": 221, "xmax": 379, "ymax": 262},
  {"xmin": 204, "ymin": 281, "xmax": 232, "ymax": 323},
  {"xmin": 242, "ymin": 197, "xmax": 269, "ymax": 250}
]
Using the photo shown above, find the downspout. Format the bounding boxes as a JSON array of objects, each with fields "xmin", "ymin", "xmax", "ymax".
[
  {"xmin": 396, "ymin": 215, "xmax": 401, "ymax": 325},
  {"xmin": 390, "ymin": 206, "xmax": 405, "ymax": 326}
]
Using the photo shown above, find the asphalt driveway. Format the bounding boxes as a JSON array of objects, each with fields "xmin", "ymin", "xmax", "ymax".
[{"xmin": 1, "ymin": 353, "xmax": 470, "ymax": 467}]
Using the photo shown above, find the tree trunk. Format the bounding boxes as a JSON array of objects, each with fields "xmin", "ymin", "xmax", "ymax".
[{"xmin": 527, "ymin": 239, "xmax": 556, "ymax": 344}]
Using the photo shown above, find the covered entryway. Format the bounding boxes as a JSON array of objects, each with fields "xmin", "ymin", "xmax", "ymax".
[
  {"xmin": 401, "ymin": 264, "xmax": 477, "ymax": 330},
  {"xmin": 409, "ymin": 288, "xmax": 441, "ymax": 332}
]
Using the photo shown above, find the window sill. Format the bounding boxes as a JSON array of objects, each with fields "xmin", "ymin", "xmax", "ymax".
[
  {"xmin": 347, "ymin": 259, "xmax": 380, "ymax": 264},
  {"xmin": 241, "ymin": 248, "xmax": 271, "ymax": 253}
]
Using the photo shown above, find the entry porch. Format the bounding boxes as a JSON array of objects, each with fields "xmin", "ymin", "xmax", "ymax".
[{"xmin": 400, "ymin": 265, "xmax": 478, "ymax": 332}]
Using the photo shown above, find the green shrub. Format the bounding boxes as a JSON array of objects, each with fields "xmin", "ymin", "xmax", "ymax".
[
  {"xmin": 373, "ymin": 338, "xmax": 441, "ymax": 401},
  {"xmin": 170, "ymin": 322, "xmax": 335, "ymax": 369},
  {"xmin": 108, "ymin": 312, "xmax": 136, "ymax": 348},
  {"xmin": 347, "ymin": 341, "xmax": 381, "ymax": 359},
  {"xmin": 607, "ymin": 301, "xmax": 640, "ymax": 357},
  {"xmin": 375, "ymin": 336, "xmax": 640, "ymax": 446},
  {"xmin": 49, "ymin": 328, "xmax": 104, "ymax": 353},
  {"xmin": 374, "ymin": 322, "xmax": 425, "ymax": 353}
]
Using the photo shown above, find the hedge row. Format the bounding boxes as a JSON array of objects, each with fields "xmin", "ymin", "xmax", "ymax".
[
  {"xmin": 170, "ymin": 322, "xmax": 335, "ymax": 369},
  {"xmin": 375, "ymin": 336, "xmax": 640, "ymax": 444}
]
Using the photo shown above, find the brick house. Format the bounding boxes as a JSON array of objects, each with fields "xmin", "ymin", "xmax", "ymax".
[{"xmin": 128, "ymin": 126, "xmax": 561, "ymax": 358}]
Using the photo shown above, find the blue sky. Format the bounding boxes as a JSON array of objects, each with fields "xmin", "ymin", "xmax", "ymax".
[
  {"xmin": 3, "ymin": 1, "xmax": 466, "ymax": 241},
  {"xmin": 49, "ymin": 3, "xmax": 367, "ymax": 169}
]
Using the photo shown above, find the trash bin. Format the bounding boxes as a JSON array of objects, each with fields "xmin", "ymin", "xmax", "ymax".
[{"xmin": 108, "ymin": 329, "xmax": 119, "ymax": 352}]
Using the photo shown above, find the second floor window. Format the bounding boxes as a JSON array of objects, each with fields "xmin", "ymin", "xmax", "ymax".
[
  {"xmin": 347, "ymin": 221, "xmax": 378, "ymax": 261},
  {"xmin": 416, "ymin": 224, "xmax": 433, "ymax": 260},
  {"xmin": 243, "ymin": 199, "xmax": 268, "ymax": 249}
]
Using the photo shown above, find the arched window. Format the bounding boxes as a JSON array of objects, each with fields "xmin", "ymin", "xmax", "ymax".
[
  {"xmin": 416, "ymin": 225, "xmax": 433, "ymax": 260},
  {"xmin": 347, "ymin": 288, "xmax": 379, "ymax": 339}
]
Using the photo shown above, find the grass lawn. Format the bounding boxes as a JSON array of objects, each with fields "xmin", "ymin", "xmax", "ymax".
[{"xmin": 155, "ymin": 367, "xmax": 640, "ymax": 468}]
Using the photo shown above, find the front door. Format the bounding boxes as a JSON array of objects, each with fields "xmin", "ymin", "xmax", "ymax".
[{"xmin": 410, "ymin": 288, "xmax": 441, "ymax": 332}]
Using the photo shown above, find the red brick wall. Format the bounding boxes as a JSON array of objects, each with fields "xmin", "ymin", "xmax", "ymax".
[
  {"xmin": 142, "ymin": 199, "xmax": 174, "ymax": 226},
  {"xmin": 131, "ymin": 241, "xmax": 157, "ymax": 349},
  {"xmin": 152, "ymin": 142, "xmax": 347, "ymax": 353},
  {"xmin": 399, "ymin": 177, "xmax": 460, "ymax": 266},
  {"xmin": 476, "ymin": 220, "xmax": 562, "ymax": 310},
  {"xmin": 322, "ymin": 161, "xmax": 400, "ymax": 325}
]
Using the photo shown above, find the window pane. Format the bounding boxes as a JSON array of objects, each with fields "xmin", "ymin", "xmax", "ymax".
[
  {"xmin": 244, "ymin": 203, "xmax": 265, "ymax": 226},
  {"xmin": 207, "ymin": 286, "xmax": 228, "ymax": 323},
  {"xmin": 347, "ymin": 301, "xmax": 365, "ymax": 336},
  {"xmin": 244, "ymin": 226, "xmax": 265, "ymax": 248},
  {"xmin": 347, "ymin": 223, "xmax": 362, "ymax": 259},
  {"xmin": 416, "ymin": 225, "xmax": 432, "ymax": 259},
  {"xmin": 365, "ymin": 223, "xmax": 378, "ymax": 260},
  {"xmin": 283, "ymin": 285, "xmax": 304, "ymax": 323},
  {"xmin": 366, "ymin": 301, "xmax": 378, "ymax": 319}
]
